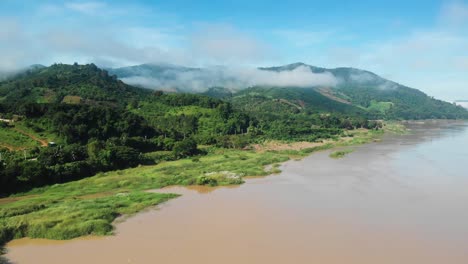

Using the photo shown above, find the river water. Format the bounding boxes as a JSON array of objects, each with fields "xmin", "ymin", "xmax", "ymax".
[{"xmin": 6, "ymin": 120, "xmax": 468, "ymax": 264}]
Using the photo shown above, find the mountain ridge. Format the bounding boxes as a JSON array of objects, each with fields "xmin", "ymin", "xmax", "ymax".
[{"xmin": 107, "ymin": 62, "xmax": 468, "ymax": 120}]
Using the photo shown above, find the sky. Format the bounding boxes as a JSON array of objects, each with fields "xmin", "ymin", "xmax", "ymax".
[{"xmin": 1, "ymin": 0, "xmax": 467, "ymax": 100}]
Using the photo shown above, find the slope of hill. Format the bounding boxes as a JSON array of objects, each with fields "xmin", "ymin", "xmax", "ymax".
[
  {"xmin": 0, "ymin": 63, "xmax": 381, "ymax": 196},
  {"xmin": 0, "ymin": 64, "xmax": 256, "ymax": 195},
  {"xmin": 0, "ymin": 63, "xmax": 148, "ymax": 111},
  {"xmin": 231, "ymin": 86, "xmax": 364, "ymax": 116},
  {"xmin": 110, "ymin": 62, "xmax": 468, "ymax": 120},
  {"xmin": 259, "ymin": 63, "xmax": 468, "ymax": 120}
]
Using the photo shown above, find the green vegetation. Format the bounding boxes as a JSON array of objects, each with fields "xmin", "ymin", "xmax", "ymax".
[
  {"xmin": 337, "ymin": 84, "xmax": 468, "ymax": 120},
  {"xmin": 0, "ymin": 149, "xmax": 289, "ymax": 245},
  {"xmin": 230, "ymin": 86, "xmax": 379, "ymax": 142},
  {"xmin": 367, "ymin": 100, "xmax": 393, "ymax": 113},
  {"xmin": 329, "ymin": 149, "xmax": 354, "ymax": 159},
  {"xmin": 0, "ymin": 125, "xmax": 40, "ymax": 149},
  {"xmin": 0, "ymin": 128, "xmax": 385, "ymax": 249},
  {"xmin": 383, "ymin": 121, "xmax": 410, "ymax": 134},
  {"xmin": 109, "ymin": 62, "xmax": 468, "ymax": 120},
  {"xmin": 253, "ymin": 63, "xmax": 468, "ymax": 120},
  {"xmin": 0, "ymin": 63, "xmax": 382, "ymax": 196},
  {"xmin": 0, "ymin": 61, "xmax": 460, "ymax": 258}
]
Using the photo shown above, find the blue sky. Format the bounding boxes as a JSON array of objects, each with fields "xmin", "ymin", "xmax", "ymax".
[{"xmin": 1, "ymin": 0, "xmax": 468, "ymax": 100}]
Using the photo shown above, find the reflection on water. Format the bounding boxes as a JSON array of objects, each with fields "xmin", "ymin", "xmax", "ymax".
[{"xmin": 6, "ymin": 121, "xmax": 468, "ymax": 264}]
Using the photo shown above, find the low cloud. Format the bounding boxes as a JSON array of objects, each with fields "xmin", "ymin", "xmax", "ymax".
[{"xmin": 119, "ymin": 65, "xmax": 338, "ymax": 92}]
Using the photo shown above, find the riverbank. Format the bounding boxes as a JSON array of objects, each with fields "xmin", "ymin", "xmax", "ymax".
[{"xmin": 0, "ymin": 127, "xmax": 387, "ymax": 257}]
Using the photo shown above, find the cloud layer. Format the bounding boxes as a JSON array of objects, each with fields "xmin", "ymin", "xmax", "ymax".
[{"xmin": 120, "ymin": 65, "xmax": 338, "ymax": 92}]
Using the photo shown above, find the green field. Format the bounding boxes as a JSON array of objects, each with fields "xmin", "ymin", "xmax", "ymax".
[
  {"xmin": 367, "ymin": 100, "xmax": 394, "ymax": 113},
  {"xmin": 0, "ymin": 126, "xmax": 40, "ymax": 150}
]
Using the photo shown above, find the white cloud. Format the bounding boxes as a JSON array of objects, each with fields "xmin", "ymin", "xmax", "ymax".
[
  {"xmin": 64, "ymin": 1, "xmax": 107, "ymax": 15},
  {"xmin": 119, "ymin": 65, "xmax": 338, "ymax": 92}
]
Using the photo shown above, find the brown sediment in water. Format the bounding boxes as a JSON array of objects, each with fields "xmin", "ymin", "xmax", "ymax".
[{"xmin": 5, "ymin": 121, "xmax": 468, "ymax": 264}]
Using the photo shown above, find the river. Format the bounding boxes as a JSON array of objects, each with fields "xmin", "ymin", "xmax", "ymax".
[{"xmin": 6, "ymin": 120, "xmax": 468, "ymax": 263}]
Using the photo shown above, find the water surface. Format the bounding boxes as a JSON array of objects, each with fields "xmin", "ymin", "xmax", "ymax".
[{"xmin": 6, "ymin": 121, "xmax": 468, "ymax": 264}]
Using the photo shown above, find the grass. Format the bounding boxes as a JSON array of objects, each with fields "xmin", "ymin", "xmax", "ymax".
[
  {"xmin": 383, "ymin": 121, "xmax": 409, "ymax": 134},
  {"xmin": 329, "ymin": 149, "xmax": 354, "ymax": 159},
  {"xmin": 0, "ymin": 127, "xmax": 385, "ymax": 251},
  {"xmin": 0, "ymin": 126, "xmax": 40, "ymax": 150},
  {"xmin": 367, "ymin": 100, "xmax": 393, "ymax": 113},
  {"xmin": 0, "ymin": 149, "xmax": 291, "ymax": 246}
]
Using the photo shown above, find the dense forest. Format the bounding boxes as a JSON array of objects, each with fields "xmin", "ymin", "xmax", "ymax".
[{"xmin": 0, "ymin": 64, "xmax": 381, "ymax": 196}]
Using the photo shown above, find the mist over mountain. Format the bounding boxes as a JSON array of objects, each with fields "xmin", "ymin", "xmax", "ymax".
[
  {"xmin": 108, "ymin": 63, "xmax": 338, "ymax": 92},
  {"xmin": 109, "ymin": 62, "xmax": 408, "ymax": 92},
  {"xmin": 0, "ymin": 64, "xmax": 46, "ymax": 81}
]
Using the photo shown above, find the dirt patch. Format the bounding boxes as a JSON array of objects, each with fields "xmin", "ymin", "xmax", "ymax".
[
  {"xmin": 252, "ymin": 140, "xmax": 332, "ymax": 152},
  {"xmin": 13, "ymin": 128, "xmax": 48, "ymax": 147},
  {"xmin": 315, "ymin": 87, "xmax": 352, "ymax": 105}
]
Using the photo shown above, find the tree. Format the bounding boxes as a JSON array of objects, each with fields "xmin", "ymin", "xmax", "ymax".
[{"xmin": 173, "ymin": 138, "xmax": 197, "ymax": 158}]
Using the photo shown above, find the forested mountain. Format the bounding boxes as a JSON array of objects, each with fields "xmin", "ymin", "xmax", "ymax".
[
  {"xmin": 0, "ymin": 64, "xmax": 246, "ymax": 195},
  {"xmin": 110, "ymin": 62, "xmax": 468, "ymax": 120},
  {"xmin": 260, "ymin": 63, "xmax": 468, "ymax": 120},
  {"xmin": 0, "ymin": 63, "xmax": 147, "ymax": 111}
]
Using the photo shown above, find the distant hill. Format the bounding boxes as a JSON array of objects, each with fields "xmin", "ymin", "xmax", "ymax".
[
  {"xmin": 260, "ymin": 63, "xmax": 468, "ymax": 119},
  {"xmin": 201, "ymin": 87, "xmax": 233, "ymax": 99},
  {"xmin": 109, "ymin": 62, "xmax": 468, "ymax": 120},
  {"xmin": 231, "ymin": 86, "xmax": 365, "ymax": 117},
  {"xmin": 0, "ymin": 63, "xmax": 148, "ymax": 109}
]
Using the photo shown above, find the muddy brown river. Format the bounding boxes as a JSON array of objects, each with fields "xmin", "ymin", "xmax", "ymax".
[{"xmin": 6, "ymin": 121, "xmax": 468, "ymax": 264}]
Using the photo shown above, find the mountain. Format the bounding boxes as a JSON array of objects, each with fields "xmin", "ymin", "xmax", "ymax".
[
  {"xmin": 0, "ymin": 63, "xmax": 148, "ymax": 110},
  {"xmin": 231, "ymin": 86, "xmax": 364, "ymax": 117},
  {"xmin": 0, "ymin": 63, "xmax": 264, "ymax": 195},
  {"xmin": 201, "ymin": 87, "xmax": 233, "ymax": 99},
  {"xmin": 260, "ymin": 63, "xmax": 468, "ymax": 119},
  {"xmin": 110, "ymin": 62, "xmax": 468, "ymax": 120}
]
